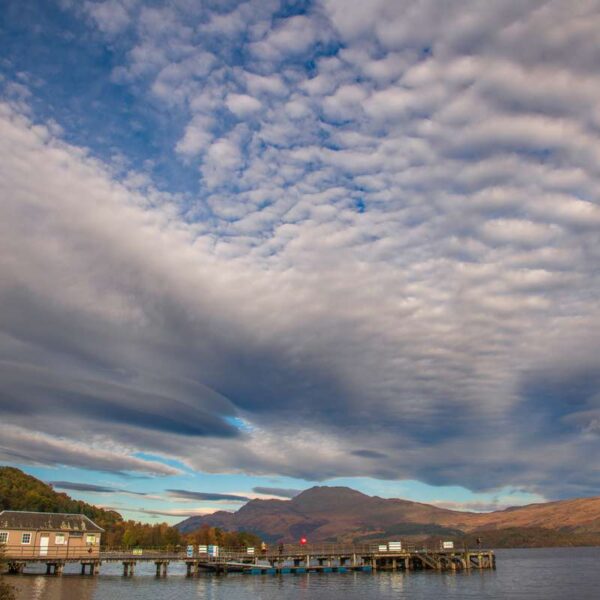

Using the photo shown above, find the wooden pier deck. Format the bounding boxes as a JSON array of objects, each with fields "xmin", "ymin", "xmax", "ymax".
[{"xmin": 1, "ymin": 543, "xmax": 495, "ymax": 577}]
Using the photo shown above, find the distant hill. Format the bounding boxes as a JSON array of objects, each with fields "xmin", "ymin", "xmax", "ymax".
[
  {"xmin": 0, "ymin": 466, "xmax": 122, "ymax": 530},
  {"xmin": 0, "ymin": 467, "xmax": 260, "ymax": 548},
  {"xmin": 176, "ymin": 485, "xmax": 600, "ymax": 547}
]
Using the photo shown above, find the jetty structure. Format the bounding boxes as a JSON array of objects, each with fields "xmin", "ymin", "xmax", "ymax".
[{"xmin": 2, "ymin": 534, "xmax": 495, "ymax": 577}]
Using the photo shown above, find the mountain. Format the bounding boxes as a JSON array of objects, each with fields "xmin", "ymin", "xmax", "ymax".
[{"xmin": 176, "ymin": 486, "xmax": 600, "ymax": 547}]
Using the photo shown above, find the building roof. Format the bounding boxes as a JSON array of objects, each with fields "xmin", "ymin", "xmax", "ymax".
[{"xmin": 0, "ymin": 511, "xmax": 104, "ymax": 533}]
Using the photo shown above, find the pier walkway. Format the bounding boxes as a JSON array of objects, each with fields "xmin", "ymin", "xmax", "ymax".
[{"xmin": 2, "ymin": 543, "xmax": 495, "ymax": 577}]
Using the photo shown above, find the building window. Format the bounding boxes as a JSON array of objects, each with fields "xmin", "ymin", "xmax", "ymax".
[
  {"xmin": 21, "ymin": 533, "xmax": 32, "ymax": 544},
  {"xmin": 0, "ymin": 532, "xmax": 8, "ymax": 544},
  {"xmin": 86, "ymin": 534, "xmax": 96, "ymax": 545},
  {"xmin": 55, "ymin": 534, "xmax": 66, "ymax": 545}
]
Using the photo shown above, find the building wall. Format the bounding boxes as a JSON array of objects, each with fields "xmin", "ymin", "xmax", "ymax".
[{"xmin": 1, "ymin": 528, "xmax": 101, "ymax": 559}]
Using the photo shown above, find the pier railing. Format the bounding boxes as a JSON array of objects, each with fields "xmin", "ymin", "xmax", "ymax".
[
  {"xmin": 97, "ymin": 541, "xmax": 470, "ymax": 561},
  {"xmin": 2, "ymin": 542, "xmax": 487, "ymax": 563},
  {"xmin": 1, "ymin": 544, "xmax": 100, "ymax": 560}
]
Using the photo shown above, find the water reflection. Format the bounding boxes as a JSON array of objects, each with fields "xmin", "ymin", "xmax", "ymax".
[
  {"xmin": 12, "ymin": 575, "xmax": 98, "ymax": 600},
  {"xmin": 7, "ymin": 548, "xmax": 600, "ymax": 600}
]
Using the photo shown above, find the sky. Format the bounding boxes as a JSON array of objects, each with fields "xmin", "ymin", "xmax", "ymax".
[{"xmin": 0, "ymin": 0, "xmax": 599, "ymax": 524}]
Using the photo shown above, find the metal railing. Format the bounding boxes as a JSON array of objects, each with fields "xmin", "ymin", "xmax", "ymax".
[
  {"xmin": 1, "ymin": 542, "xmax": 484, "ymax": 562},
  {"xmin": 96, "ymin": 542, "xmax": 458, "ymax": 561}
]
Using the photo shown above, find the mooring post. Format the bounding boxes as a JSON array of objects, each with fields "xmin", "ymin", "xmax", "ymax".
[{"xmin": 8, "ymin": 562, "xmax": 25, "ymax": 575}]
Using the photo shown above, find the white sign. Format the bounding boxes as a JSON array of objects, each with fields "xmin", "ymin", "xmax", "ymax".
[
  {"xmin": 247, "ymin": 547, "xmax": 255, "ymax": 555},
  {"xmin": 442, "ymin": 541, "xmax": 454, "ymax": 549},
  {"xmin": 388, "ymin": 541, "xmax": 402, "ymax": 551},
  {"xmin": 187, "ymin": 545, "xmax": 194, "ymax": 558},
  {"xmin": 208, "ymin": 545, "xmax": 219, "ymax": 557},
  {"xmin": 378, "ymin": 544, "xmax": 388, "ymax": 552},
  {"xmin": 198, "ymin": 545, "xmax": 208, "ymax": 554}
]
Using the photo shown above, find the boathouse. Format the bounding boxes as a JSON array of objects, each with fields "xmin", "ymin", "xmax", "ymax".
[{"xmin": 0, "ymin": 511, "xmax": 103, "ymax": 560}]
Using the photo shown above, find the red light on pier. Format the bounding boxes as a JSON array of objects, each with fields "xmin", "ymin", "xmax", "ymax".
[{"xmin": 300, "ymin": 537, "xmax": 307, "ymax": 545}]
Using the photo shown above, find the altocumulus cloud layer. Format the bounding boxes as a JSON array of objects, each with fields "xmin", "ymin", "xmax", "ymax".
[{"xmin": 1, "ymin": 0, "xmax": 600, "ymax": 499}]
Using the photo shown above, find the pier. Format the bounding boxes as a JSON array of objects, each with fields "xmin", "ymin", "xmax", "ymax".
[{"xmin": 1, "ymin": 543, "xmax": 495, "ymax": 576}]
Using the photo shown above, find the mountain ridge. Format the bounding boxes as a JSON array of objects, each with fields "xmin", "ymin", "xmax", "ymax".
[{"xmin": 176, "ymin": 485, "xmax": 600, "ymax": 546}]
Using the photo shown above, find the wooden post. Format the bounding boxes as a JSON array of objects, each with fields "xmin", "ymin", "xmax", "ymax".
[{"xmin": 8, "ymin": 562, "xmax": 25, "ymax": 575}]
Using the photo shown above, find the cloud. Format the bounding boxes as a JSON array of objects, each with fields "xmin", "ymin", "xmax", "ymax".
[
  {"xmin": 50, "ymin": 481, "xmax": 148, "ymax": 495},
  {"xmin": 252, "ymin": 487, "xmax": 302, "ymax": 499},
  {"xmin": 132, "ymin": 507, "xmax": 219, "ymax": 518},
  {"xmin": 351, "ymin": 450, "xmax": 388, "ymax": 460},
  {"xmin": 226, "ymin": 93, "xmax": 262, "ymax": 117},
  {"xmin": 0, "ymin": 425, "xmax": 180, "ymax": 476},
  {"xmin": 166, "ymin": 490, "xmax": 249, "ymax": 502},
  {"xmin": 1, "ymin": 0, "xmax": 600, "ymax": 501},
  {"xmin": 429, "ymin": 500, "xmax": 517, "ymax": 513},
  {"xmin": 84, "ymin": 0, "xmax": 131, "ymax": 35},
  {"xmin": 50, "ymin": 481, "xmax": 120, "ymax": 493}
]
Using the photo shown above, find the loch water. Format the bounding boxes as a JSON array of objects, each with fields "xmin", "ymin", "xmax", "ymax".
[{"xmin": 8, "ymin": 547, "xmax": 600, "ymax": 600}]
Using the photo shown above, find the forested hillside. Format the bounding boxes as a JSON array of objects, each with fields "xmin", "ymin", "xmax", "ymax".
[
  {"xmin": 0, "ymin": 466, "xmax": 121, "ymax": 531},
  {"xmin": 0, "ymin": 467, "xmax": 261, "ymax": 549}
]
